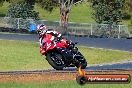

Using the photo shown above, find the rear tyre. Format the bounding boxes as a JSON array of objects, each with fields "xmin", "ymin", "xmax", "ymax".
[
  {"xmin": 46, "ymin": 52, "xmax": 64, "ymax": 70},
  {"xmin": 81, "ymin": 60, "xmax": 87, "ymax": 69}
]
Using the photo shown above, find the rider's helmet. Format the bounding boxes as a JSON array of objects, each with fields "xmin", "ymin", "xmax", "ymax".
[{"xmin": 37, "ymin": 24, "xmax": 47, "ymax": 36}]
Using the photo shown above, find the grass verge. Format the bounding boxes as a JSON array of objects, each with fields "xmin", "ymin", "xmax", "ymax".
[
  {"xmin": 0, "ymin": 40, "xmax": 51, "ymax": 71},
  {"xmin": 79, "ymin": 46, "xmax": 132, "ymax": 65},
  {"xmin": 0, "ymin": 40, "xmax": 132, "ymax": 71},
  {"xmin": 0, "ymin": 80, "xmax": 132, "ymax": 88}
]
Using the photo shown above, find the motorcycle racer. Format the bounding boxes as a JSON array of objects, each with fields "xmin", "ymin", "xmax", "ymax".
[
  {"xmin": 36, "ymin": 24, "xmax": 87, "ymax": 70},
  {"xmin": 36, "ymin": 24, "xmax": 62, "ymax": 55}
]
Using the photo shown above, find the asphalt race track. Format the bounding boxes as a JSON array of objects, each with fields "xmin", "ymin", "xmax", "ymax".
[
  {"xmin": 0, "ymin": 33, "xmax": 132, "ymax": 52},
  {"xmin": 67, "ymin": 36, "xmax": 132, "ymax": 52},
  {"xmin": 64, "ymin": 61, "xmax": 132, "ymax": 71}
]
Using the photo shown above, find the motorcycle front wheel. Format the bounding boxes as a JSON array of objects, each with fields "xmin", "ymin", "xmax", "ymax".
[
  {"xmin": 74, "ymin": 52, "xmax": 87, "ymax": 69},
  {"xmin": 46, "ymin": 52, "xmax": 64, "ymax": 70}
]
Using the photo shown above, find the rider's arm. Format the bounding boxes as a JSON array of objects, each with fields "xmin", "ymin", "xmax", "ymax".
[
  {"xmin": 39, "ymin": 37, "xmax": 42, "ymax": 46},
  {"xmin": 46, "ymin": 29, "xmax": 62, "ymax": 38}
]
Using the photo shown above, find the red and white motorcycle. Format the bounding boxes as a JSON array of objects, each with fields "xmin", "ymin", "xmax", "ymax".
[{"xmin": 41, "ymin": 35, "xmax": 87, "ymax": 70}]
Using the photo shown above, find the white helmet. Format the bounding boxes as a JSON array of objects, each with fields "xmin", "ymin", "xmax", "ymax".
[
  {"xmin": 37, "ymin": 24, "xmax": 47, "ymax": 30},
  {"xmin": 37, "ymin": 24, "xmax": 47, "ymax": 36}
]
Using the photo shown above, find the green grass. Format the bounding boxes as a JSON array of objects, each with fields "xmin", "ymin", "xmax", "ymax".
[
  {"xmin": 0, "ymin": 40, "xmax": 132, "ymax": 71},
  {"xmin": 34, "ymin": 3, "xmax": 60, "ymax": 22},
  {"xmin": 0, "ymin": 80, "xmax": 132, "ymax": 88},
  {"xmin": 0, "ymin": 40, "xmax": 51, "ymax": 71},
  {"xmin": 79, "ymin": 46, "xmax": 132, "ymax": 65},
  {"xmin": 0, "ymin": 2, "xmax": 9, "ymax": 17},
  {"xmin": 34, "ymin": 3, "xmax": 95, "ymax": 23}
]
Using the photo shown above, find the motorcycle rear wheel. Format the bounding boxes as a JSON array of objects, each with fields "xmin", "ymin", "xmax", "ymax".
[{"xmin": 46, "ymin": 52, "xmax": 64, "ymax": 70}]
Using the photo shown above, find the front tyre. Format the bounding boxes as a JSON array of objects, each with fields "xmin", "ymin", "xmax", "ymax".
[
  {"xmin": 74, "ymin": 52, "xmax": 87, "ymax": 69},
  {"xmin": 76, "ymin": 60, "xmax": 87, "ymax": 69},
  {"xmin": 46, "ymin": 52, "xmax": 64, "ymax": 70}
]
